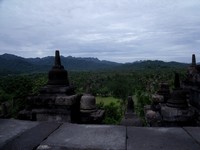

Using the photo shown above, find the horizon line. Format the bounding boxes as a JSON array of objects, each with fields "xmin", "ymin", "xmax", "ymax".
[{"xmin": 0, "ymin": 52, "xmax": 195, "ymax": 64}]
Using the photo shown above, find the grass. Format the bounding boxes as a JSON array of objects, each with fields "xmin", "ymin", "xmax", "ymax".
[
  {"xmin": 96, "ymin": 96, "xmax": 121, "ymax": 106},
  {"xmin": 96, "ymin": 95, "xmax": 138, "ymax": 106}
]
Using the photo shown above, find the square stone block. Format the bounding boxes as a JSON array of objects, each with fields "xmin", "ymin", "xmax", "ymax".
[
  {"xmin": 0, "ymin": 119, "xmax": 39, "ymax": 148},
  {"xmin": 127, "ymin": 127, "xmax": 200, "ymax": 150},
  {"xmin": 37, "ymin": 123, "xmax": 126, "ymax": 150}
]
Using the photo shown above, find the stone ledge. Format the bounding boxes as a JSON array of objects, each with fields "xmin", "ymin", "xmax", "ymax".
[{"xmin": 1, "ymin": 119, "xmax": 200, "ymax": 150}]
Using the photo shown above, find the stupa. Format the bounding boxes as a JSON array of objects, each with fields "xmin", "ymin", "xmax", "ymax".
[
  {"xmin": 156, "ymin": 82, "xmax": 170, "ymax": 103},
  {"xmin": 120, "ymin": 96, "xmax": 143, "ymax": 126},
  {"xmin": 145, "ymin": 73, "xmax": 195, "ymax": 127},
  {"xmin": 19, "ymin": 50, "xmax": 81, "ymax": 122},
  {"xmin": 183, "ymin": 54, "xmax": 200, "ymax": 125},
  {"xmin": 19, "ymin": 50, "xmax": 105, "ymax": 124},
  {"xmin": 80, "ymin": 93, "xmax": 105, "ymax": 124},
  {"xmin": 166, "ymin": 73, "xmax": 188, "ymax": 108},
  {"xmin": 150, "ymin": 83, "xmax": 169, "ymax": 112},
  {"xmin": 160, "ymin": 73, "xmax": 195, "ymax": 126}
]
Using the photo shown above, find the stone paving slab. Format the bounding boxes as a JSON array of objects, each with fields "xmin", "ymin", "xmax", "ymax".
[
  {"xmin": 127, "ymin": 127, "xmax": 200, "ymax": 150},
  {"xmin": 37, "ymin": 123, "xmax": 126, "ymax": 150},
  {"xmin": 1, "ymin": 119, "xmax": 200, "ymax": 150},
  {"xmin": 183, "ymin": 127, "xmax": 200, "ymax": 145},
  {"xmin": 1, "ymin": 121, "xmax": 61, "ymax": 150},
  {"xmin": 0, "ymin": 119, "xmax": 39, "ymax": 148}
]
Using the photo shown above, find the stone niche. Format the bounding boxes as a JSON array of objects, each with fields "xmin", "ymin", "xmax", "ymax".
[{"xmin": 19, "ymin": 50, "xmax": 81, "ymax": 122}]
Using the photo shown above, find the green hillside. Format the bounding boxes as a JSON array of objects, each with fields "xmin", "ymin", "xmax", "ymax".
[{"xmin": 0, "ymin": 53, "xmax": 189, "ymax": 76}]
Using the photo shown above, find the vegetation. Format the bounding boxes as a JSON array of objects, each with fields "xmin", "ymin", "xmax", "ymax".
[
  {"xmin": 0, "ymin": 53, "xmax": 188, "ymax": 75},
  {"xmin": 0, "ymin": 67, "xmax": 187, "ymax": 125},
  {"xmin": 96, "ymin": 97, "xmax": 122, "ymax": 124},
  {"xmin": 96, "ymin": 96, "xmax": 121, "ymax": 106},
  {"xmin": 0, "ymin": 53, "xmax": 188, "ymax": 124},
  {"xmin": 0, "ymin": 74, "xmax": 48, "ymax": 117}
]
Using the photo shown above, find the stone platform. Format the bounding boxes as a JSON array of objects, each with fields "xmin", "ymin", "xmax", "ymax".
[{"xmin": 0, "ymin": 119, "xmax": 200, "ymax": 150}]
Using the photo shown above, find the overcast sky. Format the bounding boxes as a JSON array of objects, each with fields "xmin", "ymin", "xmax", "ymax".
[{"xmin": 0, "ymin": 0, "xmax": 200, "ymax": 63}]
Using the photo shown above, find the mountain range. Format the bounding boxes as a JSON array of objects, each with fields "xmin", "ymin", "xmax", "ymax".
[{"xmin": 0, "ymin": 53, "xmax": 191, "ymax": 75}]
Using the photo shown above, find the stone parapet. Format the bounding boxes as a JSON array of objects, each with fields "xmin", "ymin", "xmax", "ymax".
[{"xmin": 1, "ymin": 119, "xmax": 200, "ymax": 150}]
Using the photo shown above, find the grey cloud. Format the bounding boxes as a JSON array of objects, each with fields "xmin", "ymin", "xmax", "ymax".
[{"xmin": 0, "ymin": 0, "xmax": 200, "ymax": 62}]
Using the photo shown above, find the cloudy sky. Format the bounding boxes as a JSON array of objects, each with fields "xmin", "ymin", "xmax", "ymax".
[{"xmin": 0, "ymin": 0, "xmax": 200, "ymax": 63}]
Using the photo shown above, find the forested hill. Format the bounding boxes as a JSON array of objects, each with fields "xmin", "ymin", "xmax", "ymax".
[
  {"xmin": 0, "ymin": 53, "xmax": 189, "ymax": 75},
  {"xmin": 0, "ymin": 53, "xmax": 120, "ymax": 75},
  {"xmin": 119, "ymin": 60, "xmax": 188, "ymax": 70}
]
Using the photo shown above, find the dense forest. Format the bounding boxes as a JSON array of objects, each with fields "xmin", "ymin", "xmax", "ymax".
[
  {"xmin": 0, "ymin": 53, "xmax": 191, "ymax": 124},
  {"xmin": 0, "ymin": 66, "xmax": 187, "ymax": 124}
]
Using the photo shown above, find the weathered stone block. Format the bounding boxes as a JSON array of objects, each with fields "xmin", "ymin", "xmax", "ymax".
[
  {"xmin": 37, "ymin": 123, "xmax": 126, "ymax": 150},
  {"xmin": 161, "ymin": 105, "xmax": 195, "ymax": 122},
  {"xmin": 80, "ymin": 94, "xmax": 96, "ymax": 110},
  {"xmin": 32, "ymin": 109, "xmax": 72, "ymax": 122},
  {"xmin": 152, "ymin": 94, "xmax": 164, "ymax": 103},
  {"xmin": 127, "ymin": 127, "xmax": 200, "ymax": 150},
  {"xmin": 55, "ymin": 94, "xmax": 80, "ymax": 106}
]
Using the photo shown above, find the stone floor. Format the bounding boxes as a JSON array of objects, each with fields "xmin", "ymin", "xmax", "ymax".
[{"xmin": 0, "ymin": 119, "xmax": 200, "ymax": 150}]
